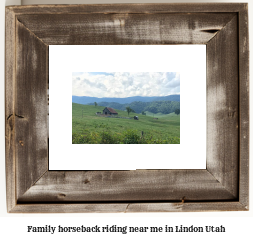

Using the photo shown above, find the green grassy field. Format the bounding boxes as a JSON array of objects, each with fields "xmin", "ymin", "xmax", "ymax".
[{"xmin": 72, "ymin": 103, "xmax": 180, "ymax": 144}]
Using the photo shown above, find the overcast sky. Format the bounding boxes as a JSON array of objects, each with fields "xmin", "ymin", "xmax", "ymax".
[{"xmin": 72, "ymin": 72, "xmax": 180, "ymax": 98}]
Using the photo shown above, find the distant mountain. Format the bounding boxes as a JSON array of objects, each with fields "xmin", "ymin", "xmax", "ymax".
[
  {"xmin": 87, "ymin": 100, "xmax": 180, "ymax": 115},
  {"xmin": 72, "ymin": 95, "xmax": 180, "ymax": 105}
]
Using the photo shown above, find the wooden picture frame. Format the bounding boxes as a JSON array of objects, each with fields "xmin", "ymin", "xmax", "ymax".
[{"xmin": 5, "ymin": 3, "xmax": 249, "ymax": 213}]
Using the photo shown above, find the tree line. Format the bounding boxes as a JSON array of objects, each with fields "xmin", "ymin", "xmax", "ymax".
[{"xmin": 90, "ymin": 100, "xmax": 180, "ymax": 115}]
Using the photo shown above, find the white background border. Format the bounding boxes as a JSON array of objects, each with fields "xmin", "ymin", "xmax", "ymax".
[{"xmin": 49, "ymin": 45, "xmax": 206, "ymax": 170}]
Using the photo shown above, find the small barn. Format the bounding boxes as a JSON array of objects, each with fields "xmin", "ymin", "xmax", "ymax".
[{"xmin": 103, "ymin": 107, "xmax": 118, "ymax": 115}]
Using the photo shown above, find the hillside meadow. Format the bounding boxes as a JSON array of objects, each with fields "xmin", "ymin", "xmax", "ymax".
[{"xmin": 72, "ymin": 103, "xmax": 180, "ymax": 144}]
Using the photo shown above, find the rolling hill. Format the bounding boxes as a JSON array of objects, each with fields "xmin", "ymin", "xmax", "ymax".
[
  {"xmin": 72, "ymin": 94, "xmax": 180, "ymax": 105},
  {"xmin": 72, "ymin": 103, "xmax": 180, "ymax": 144},
  {"xmin": 88, "ymin": 100, "xmax": 180, "ymax": 114}
]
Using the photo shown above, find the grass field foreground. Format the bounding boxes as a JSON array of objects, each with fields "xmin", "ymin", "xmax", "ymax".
[{"xmin": 72, "ymin": 103, "xmax": 180, "ymax": 144}]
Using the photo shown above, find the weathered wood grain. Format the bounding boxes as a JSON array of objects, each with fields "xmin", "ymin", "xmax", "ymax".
[
  {"xmin": 10, "ymin": 202, "xmax": 247, "ymax": 213},
  {"xmin": 206, "ymin": 16, "xmax": 239, "ymax": 198},
  {"xmin": 16, "ymin": 13, "xmax": 236, "ymax": 45},
  {"xmin": 7, "ymin": 3, "xmax": 246, "ymax": 15},
  {"xmin": 18, "ymin": 170, "xmax": 236, "ymax": 203},
  {"xmin": 15, "ymin": 20, "xmax": 48, "ymax": 200},
  {"xmin": 126, "ymin": 202, "xmax": 248, "ymax": 213},
  {"xmin": 5, "ymin": 7, "xmax": 16, "ymax": 212},
  {"xmin": 238, "ymin": 4, "xmax": 249, "ymax": 209},
  {"xmin": 5, "ymin": 3, "xmax": 249, "ymax": 213}
]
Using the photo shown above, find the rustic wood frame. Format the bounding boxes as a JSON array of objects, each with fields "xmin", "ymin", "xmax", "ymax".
[{"xmin": 5, "ymin": 3, "xmax": 249, "ymax": 213}]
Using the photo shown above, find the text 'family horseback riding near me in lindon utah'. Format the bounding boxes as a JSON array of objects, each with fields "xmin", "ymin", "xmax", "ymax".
[{"xmin": 49, "ymin": 45, "xmax": 206, "ymax": 170}]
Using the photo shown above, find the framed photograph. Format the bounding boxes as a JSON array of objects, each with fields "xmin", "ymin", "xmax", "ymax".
[
  {"xmin": 5, "ymin": 3, "xmax": 249, "ymax": 213},
  {"xmin": 49, "ymin": 45, "xmax": 206, "ymax": 170}
]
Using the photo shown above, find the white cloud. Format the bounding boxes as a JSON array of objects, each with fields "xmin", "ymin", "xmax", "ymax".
[{"xmin": 72, "ymin": 72, "xmax": 180, "ymax": 97}]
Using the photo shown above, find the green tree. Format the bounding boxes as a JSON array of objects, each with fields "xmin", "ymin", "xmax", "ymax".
[
  {"xmin": 175, "ymin": 108, "xmax": 180, "ymax": 115},
  {"xmin": 94, "ymin": 102, "xmax": 97, "ymax": 107},
  {"xmin": 148, "ymin": 106, "xmax": 158, "ymax": 114},
  {"xmin": 141, "ymin": 111, "xmax": 146, "ymax": 116},
  {"xmin": 126, "ymin": 106, "xmax": 135, "ymax": 116}
]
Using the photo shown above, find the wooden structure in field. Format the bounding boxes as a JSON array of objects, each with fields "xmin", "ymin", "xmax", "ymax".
[{"xmin": 103, "ymin": 107, "xmax": 118, "ymax": 115}]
